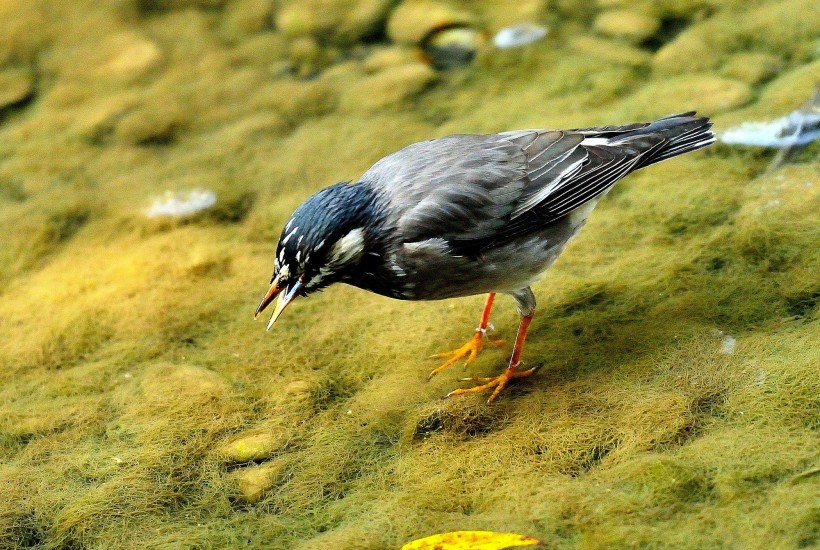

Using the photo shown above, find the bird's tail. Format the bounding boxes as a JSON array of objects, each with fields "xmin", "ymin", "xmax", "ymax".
[{"xmin": 631, "ymin": 112, "xmax": 715, "ymax": 168}]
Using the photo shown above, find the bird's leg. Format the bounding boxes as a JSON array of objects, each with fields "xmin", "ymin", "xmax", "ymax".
[
  {"xmin": 445, "ymin": 313, "xmax": 537, "ymax": 403},
  {"xmin": 428, "ymin": 293, "xmax": 505, "ymax": 379}
]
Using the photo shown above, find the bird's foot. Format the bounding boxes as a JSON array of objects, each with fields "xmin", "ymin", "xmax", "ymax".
[
  {"xmin": 427, "ymin": 328, "xmax": 505, "ymax": 380},
  {"xmin": 444, "ymin": 363, "xmax": 538, "ymax": 403}
]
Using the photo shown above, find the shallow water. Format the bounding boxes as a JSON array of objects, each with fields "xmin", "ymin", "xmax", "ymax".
[{"xmin": 0, "ymin": 1, "xmax": 818, "ymax": 548}]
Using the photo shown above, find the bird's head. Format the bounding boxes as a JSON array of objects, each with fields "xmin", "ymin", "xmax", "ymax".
[{"xmin": 255, "ymin": 182, "xmax": 375, "ymax": 329}]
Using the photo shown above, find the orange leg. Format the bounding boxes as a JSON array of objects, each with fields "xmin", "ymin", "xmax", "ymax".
[
  {"xmin": 445, "ymin": 313, "xmax": 537, "ymax": 403},
  {"xmin": 428, "ymin": 293, "xmax": 505, "ymax": 379}
]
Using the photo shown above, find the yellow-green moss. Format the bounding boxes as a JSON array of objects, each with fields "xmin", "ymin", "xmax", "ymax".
[{"xmin": 0, "ymin": 1, "xmax": 818, "ymax": 549}]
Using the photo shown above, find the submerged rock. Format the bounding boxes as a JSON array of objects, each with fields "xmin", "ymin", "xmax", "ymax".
[
  {"xmin": 492, "ymin": 23, "xmax": 548, "ymax": 49},
  {"xmin": 217, "ymin": 431, "xmax": 288, "ymax": 463},
  {"xmin": 423, "ymin": 26, "xmax": 485, "ymax": 70},
  {"xmin": 229, "ymin": 460, "xmax": 287, "ymax": 503},
  {"xmin": 593, "ymin": 10, "xmax": 660, "ymax": 43},
  {"xmin": 0, "ymin": 66, "xmax": 33, "ymax": 109}
]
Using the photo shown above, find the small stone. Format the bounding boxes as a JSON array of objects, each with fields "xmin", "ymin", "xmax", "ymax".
[
  {"xmin": 0, "ymin": 67, "xmax": 33, "ymax": 109},
  {"xmin": 493, "ymin": 23, "xmax": 548, "ymax": 49},
  {"xmin": 387, "ymin": 0, "xmax": 475, "ymax": 45},
  {"xmin": 594, "ymin": 10, "xmax": 660, "ymax": 43},
  {"xmin": 341, "ymin": 62, "xmax": 436, "ymax": 112},
  {"xmin": 230, "ymin": 460, "xmax": 286, "ymax": 503},
  {"xmin": 216, "ymin": 432, "xmax": 288, "ymax": 463}
]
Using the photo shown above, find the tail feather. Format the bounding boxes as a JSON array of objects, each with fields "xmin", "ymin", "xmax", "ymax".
[{"xmin": 631, "ymin": 113, "xmax": 715, "ymax": 168}]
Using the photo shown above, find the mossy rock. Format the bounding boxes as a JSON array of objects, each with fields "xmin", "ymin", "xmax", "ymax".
[
  {"xmin": 363, "ymin": 46, "xmax": 420, "ymax": 73},
  {"xmin": 593, "ymin": 10, "xmax": 661, "ymax": 44},
  {"xmin": 719, "ymin": 52, "xmax": 783, "ymax": 85},
  {"xmin": 221, "ymin": 0, "xmax": 274, "ymax": 39},
  {"xmin": 756, "ymin": 59, "xmax": 820, "ymax": 115},
  {"xmin": 216, "ymin": 431, "xmax": 288, "ymax": 463},
  {"xmin": 569, "ymin": 36, "xmax": 651, "ymax": 68},
  {"xmin": 96, "ymin": 34, "xmax": 163, "ymax": 80},
  {"xmin": 275, "ymin": 0, "xmax": 393, "ymax": 46},
  {"xmin": 340, "ymin": 62, "xmax": 437, "ymax": 112},
  {"xmin": 114, "ymin": 104, "xmax": 186, "ymax": 146},
  {"xmin": 0, "ymin": 66, "xmax": 33, "ymax": 109},
  {"xmin": 229, "ymin": 460, "xmax": 287, "ymax": 503},
  {"xmin": 627, "ymin": 75, "xmax": 752, "ymax": 118},
  {"xmin": 652, "ymin": 31, "xmax": 722, "ymax": 75},
  {"xmin": 387, "ymin": 0, "xmax": 475, "ymax": 45},
  {"xmin": 653, "ymin": 0, "xmax": 820, "ymax": 75}
]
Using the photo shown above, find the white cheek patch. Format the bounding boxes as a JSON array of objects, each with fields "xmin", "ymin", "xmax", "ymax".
[{"xmin": 327, "ymin": 228, "xmax": 365, "ymax": 267}]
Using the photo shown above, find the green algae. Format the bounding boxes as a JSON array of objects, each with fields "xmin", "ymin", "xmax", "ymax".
[{"xmin": 0, "ymin": 1, "xmax": 818, "ymax": 549}]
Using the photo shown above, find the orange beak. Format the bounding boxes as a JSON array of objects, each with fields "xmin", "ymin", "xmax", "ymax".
[
  {"xmin": 254, "ymin": 275, "xmax": 281, "ymax": 319},
  {"xmin": 255, "ymin": 275, "xmax": 304, "ymax": 330}
]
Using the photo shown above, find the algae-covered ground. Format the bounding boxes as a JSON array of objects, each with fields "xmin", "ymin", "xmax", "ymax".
[{"xmin": 0, "ymin": 1, "xmax": 818, "ymax": 548}]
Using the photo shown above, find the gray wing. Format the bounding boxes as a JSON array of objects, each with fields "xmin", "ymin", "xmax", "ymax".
[
  {"xmin": 361, "ymin": 134, "xmax": 530, "ymax": 243},
  {"xmin": 362, "ymin": 125, "xmax": 668, "ymax": 249}
]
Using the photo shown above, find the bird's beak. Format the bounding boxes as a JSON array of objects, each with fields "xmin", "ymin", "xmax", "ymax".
[
  {"xmin": 260, "ymin": 279, "xmax": 304, "ymax": 331},
  {"xmin": 254, "ymin": 274, "xmax": 282, "ymax": 319}
]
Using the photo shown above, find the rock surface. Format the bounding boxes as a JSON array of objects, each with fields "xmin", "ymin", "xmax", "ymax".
[
  {"xmin": 593, "ymin": 10, "xmax": 660, "ymax": 43},
  {"xmin": 387, "ymin": 0, "xmax": 474, "ymax": 45}
]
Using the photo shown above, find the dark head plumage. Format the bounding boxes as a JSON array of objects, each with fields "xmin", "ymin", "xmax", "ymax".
[{"xmin": 255, "ymin": 181, "xmax": 380, "ymax": 328}]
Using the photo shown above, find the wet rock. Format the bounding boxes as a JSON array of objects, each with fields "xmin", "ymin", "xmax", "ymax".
[
  {"xmin": 569, "ymin": 36, "xmax": 651, "ymax": 68},
  {"xmin": 593, "ymin": 10, "xmax": 660, "ymax": 43},
  {"xmin": 629, "ymin": 75, "xmax": 752, "ymax": 117},
  {"xmin": 387, "ymin": 0, "xmax": 474, "ymax": 45},
  {"xmin": 0, "ymin": 66, "xmax": 34, "ymax": 110},
  {"xmin": 276, "ymin": 0, "xmax": 393, "ymax": 47},
  {"xmin": 341, "ymin": 62, "xmax": 436, "ymax": 112},
  {"xmin": 423, "ymin": 26, "xmax": 485, "ymax": 70},
  {"xmin": 720, "ymin": 52, "xmax": 782, "ymax": 85},
  {"xmin": 229, "ymin": 460, "xmax": 287, "ymax": 503},
  {"xmin": 99, "ymin": 36, "xmax": 162, "ymax": 79},
  {"xmin": 216, "ymin": 431, "xmax": 288, "ymax": 463}
]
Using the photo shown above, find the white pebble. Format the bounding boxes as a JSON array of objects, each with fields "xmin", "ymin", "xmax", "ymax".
[
  {"xmin": 493, "ymin": 23, "xmax": 548, "ymax": 49},
  {"xmin": 145, "ymin": 189, "xmax": 217, "ymax": 218}
]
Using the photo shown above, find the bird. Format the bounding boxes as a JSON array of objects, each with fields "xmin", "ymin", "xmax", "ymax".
[{"xmin": 255, "ymin": 112, "xmax": 715, "ymax": 402}]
